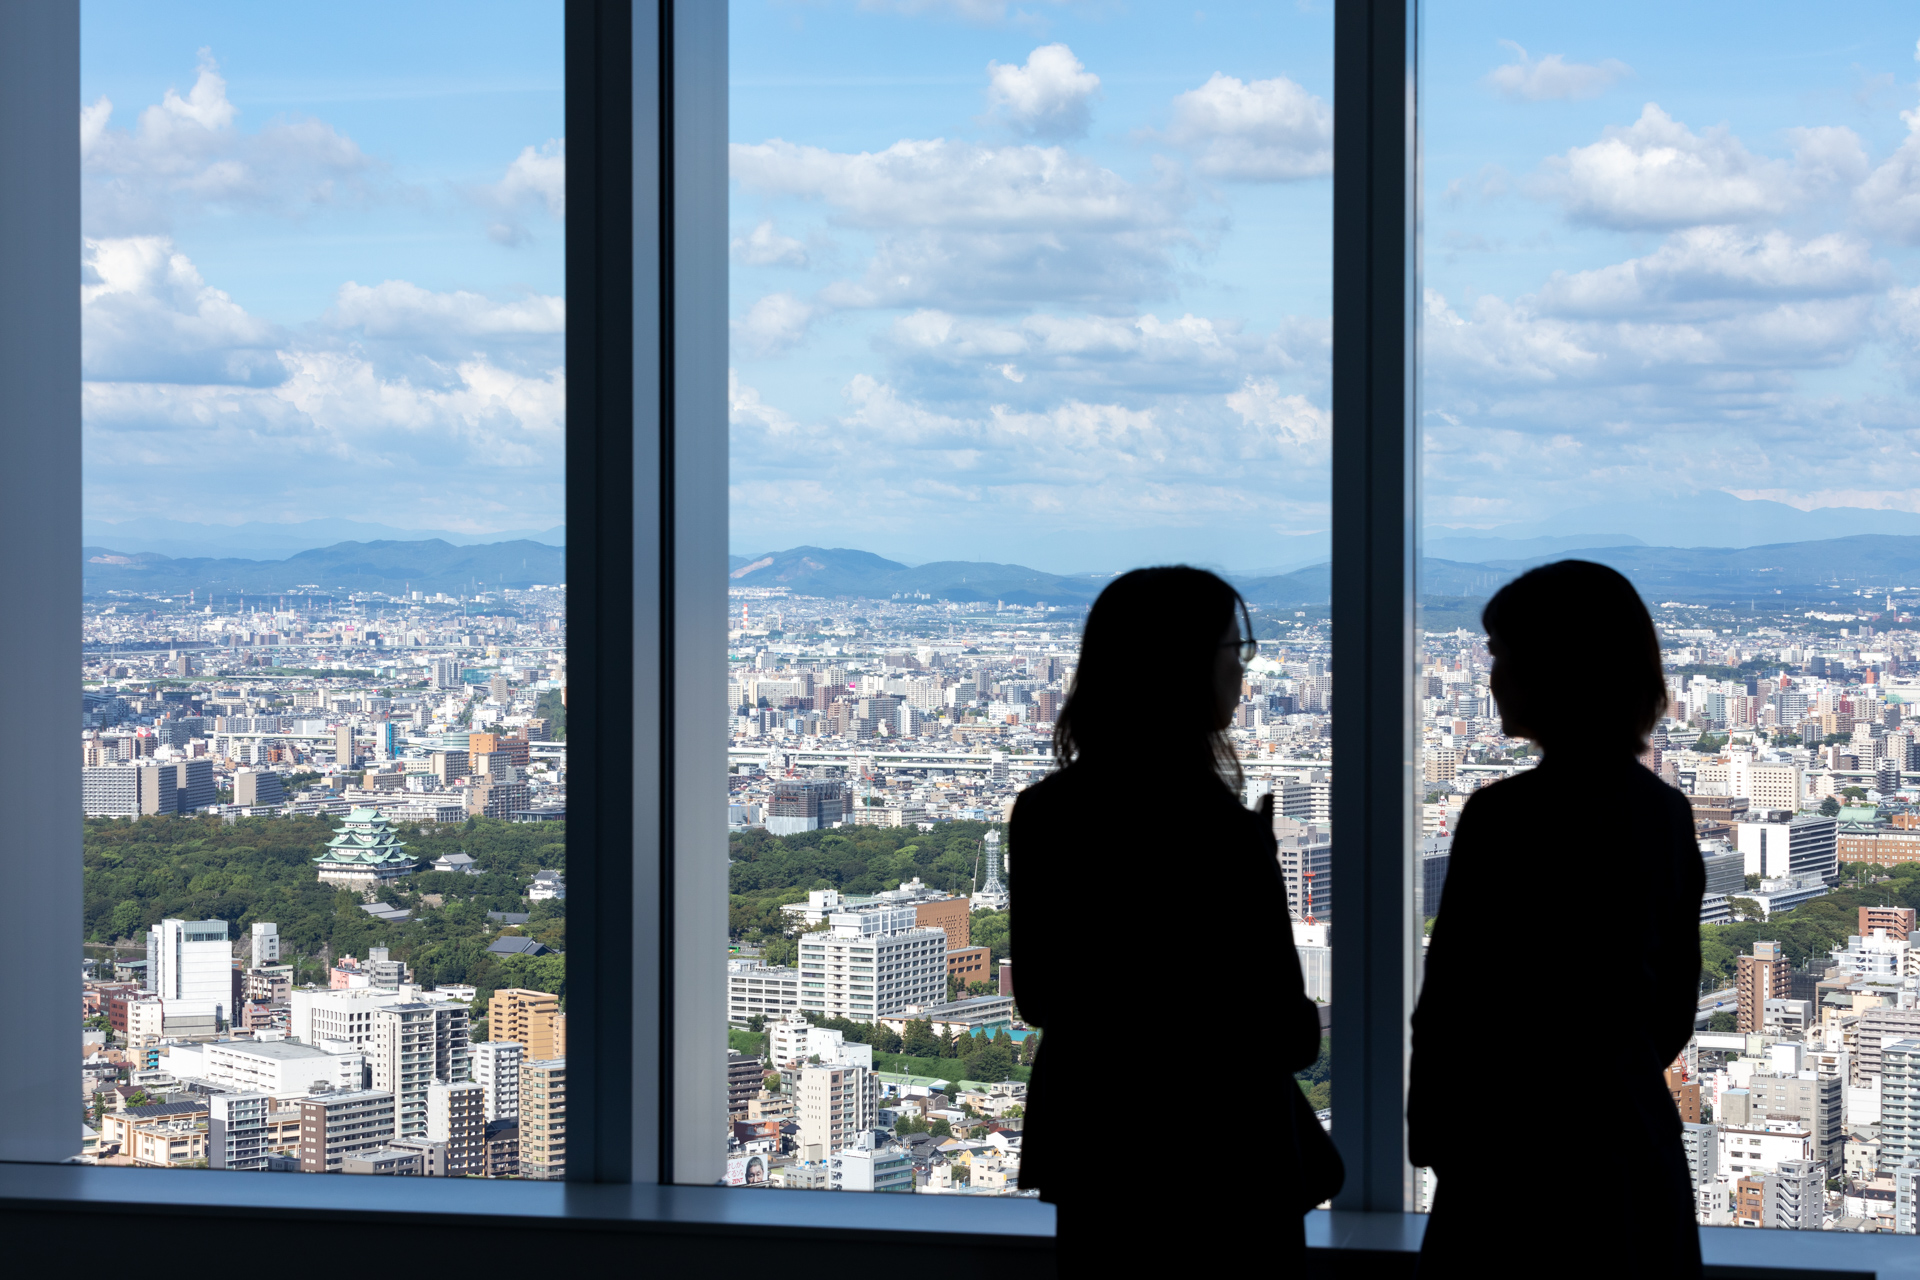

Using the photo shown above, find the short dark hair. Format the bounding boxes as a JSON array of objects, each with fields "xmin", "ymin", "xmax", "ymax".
[
  {"xmin": 1481, "ymin": 559, "xmax": 1667, "ymax": 754},
  {"xmin": 1055, "ymin": 566, "xmax": 1245, "ymax": 785}
]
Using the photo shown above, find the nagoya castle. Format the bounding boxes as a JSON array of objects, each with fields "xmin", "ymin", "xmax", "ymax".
[{"xmin": 313, "ymin": 808, "xmax": 416, "ymax": 888}]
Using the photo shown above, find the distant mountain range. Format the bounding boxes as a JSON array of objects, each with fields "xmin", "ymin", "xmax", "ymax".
[
  {"xmin": 80, "ymin": 529, "xmax": 1920, "ymax": 607},
  {"xmin": 83, "ymin": 539, "xmax": 566, "ymax": 595},
  {"xmin": 82, "ymin": 517, "xmax": 565, "ymax": 561}
]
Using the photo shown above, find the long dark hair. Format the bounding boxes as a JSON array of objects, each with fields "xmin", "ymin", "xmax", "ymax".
[
  {"xmin": 1482, "ymin": 559, "xmax": 1667, "ymax": 755},
  {"xmin": 1055, "ymin": 566, "xmax": 1247, "ymax": 789}
]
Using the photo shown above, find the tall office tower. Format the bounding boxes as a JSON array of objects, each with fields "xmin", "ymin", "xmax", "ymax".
[
  {"xmin": 1276, "ymin": 817, "xmax": 1334, "ymax": 923},
  {"xmin": 335, "ymin": 723, "xmax": 357, "ymax": 767},
  {"xmin": 471, "ymin": 1040, "xmax": 525, "ymax": 1120},
  {"xmin": 1883, "ymin": 1039, "xmax": 1920, "ymax": 1171},
  {"xmin": 1737, "ymin": 813, "xmax": 1839, "ymax": 884},
  {"xmin": 433, "ymin": 657, "xmax": 461, "ymax": 690},
  {"xmin": 1737, "ymin": 941, "xmax": 1791, "ymax": 1033},
  {"xmin": 520, "ymin": 1059, "xmax": 567, "ymax": 1180},
  {"xmin": 797, "ymin": 1061, "xmax": 879, "ymax": 1158},
  {"xmin": 147, "ymin": 918, "xmax": 232, "ymax": 1021},
  {"xmin": 250, "ymin": 922, "xmax": 280, "ymax": 970},
  {"xmin": 368, "ymin": 1000, "xmax": 472, "ymax": 1139},
  {"xmin": 974, "ymin": 829, "xmax": 1009, "ymax": 910},
  {"xmin": 426, "ymin": 1080, "xmax": 486, "ymax": 1175},
  {"xmin": 489, "ymin": 989, "xmax": 562, "ymax": 1059},
  {"xmin": 173, "ymin": 756, "xmax": 216, "ymax": 812},
  {"xmin": 489, "ymin": 673, "xmax": 511, "ymax": 703}
]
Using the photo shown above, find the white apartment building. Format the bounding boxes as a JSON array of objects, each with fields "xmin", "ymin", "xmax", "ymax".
[
  {"xmin": 171, "ymin": 1037, "xmax": 364, "ymax": 1098},
  {"xmin": 769, "ymin": 1014, "xmax": 875, "ymax": 1071},
  {"xmin": 829, "ymin": 1142, "xmax": 913, "ymax": 1192},
  {"xmin": 289, "ymin": 987, "xmax": 421, "ymax": 1048},
  {"xmin": 369, "ymin": 1001, "xmax": 473, "ymax": 1140},
  {"xmin": 728, "ymin": 958, "xmax": 802, "ymax": 1025},
  {"xmin": 426, "ymin": 1080, "xmax": 486, "ymax": 1176},
  {"xmin": 125, "ymin": 997, "xmax": 166, "ymax": 1048},
  {"xmin": 1738, "ymin": 815, "xmax": 1839, "ymax": 885},
  {"xmin": 1718, "ymin": 1124, "xmax": 1812, "ymax": 1179},
  {"xmin": 798, "ymin": 908, "xmax": 946, "ymax": 1022},
  {"xmin": 208, "ymin": 1092, "xmax": 273, "ymax": 1171},
  {"xmin": 472, "ymin": 1040, "xmax": 524, "ymax": 1121},
  {"xmin": 796, "ymin": 1062, "xmax": 878, "ymax": 1158},
  {"xmin": 250, "ymin": 922, "xmax": 280, "ymax": 970},
  {"xmin": 147, "ymin": 918, "xmax": 232, "ymax": 1022}
]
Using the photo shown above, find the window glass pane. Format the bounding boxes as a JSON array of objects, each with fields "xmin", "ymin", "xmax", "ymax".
[
  {"xmin": 727, "ymin": 1, "xmax": 1331, "ymax": 1192},
  {"xmin": 79, "ymin": 1, "xmax": 565, "ymax": 1177},
  {"xmin": 1421, "ymin": 1, "xmax": 1920, "ymax": 1227}
]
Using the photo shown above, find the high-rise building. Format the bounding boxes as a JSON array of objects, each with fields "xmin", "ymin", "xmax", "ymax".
[
  {"xmin": 467, "ymin": 764, "xmax": 531, "ymax": 818},
  {"xmin": 1680, "ymin": 1122, "xmax": 1720, "ymax": 1224},
  {"xmin": 426, "ymin": 1080, "xmax": 486, "ymax": 1175},
  {"xmin": 208, "ymin": 1092, "xmax": 273, "ymax": 1171},
  {"xmin": 83, "ymin": 761, "xmax": 176, "ymax": 817},
  {"xmin": 432, "ymin": 658, "xmax": 461, "ymax": 690},
  {"xmin": 1276, "ymin": 816, "xmax": 1333, "ymax": 923},
  {"xmin": 1764, "ymin": 1157, "xmax": 1827, "ymax": 1230},
  {"xmin": 335, "ymin": 723, "xmax": 357, "ymax": 767},
  {"xmin": 472, "ymin": 1040, "xmax": 525, "ymax": 1120},
  {"xmin": 520, "ymin": 1058, "xmax": 567, "ymax": 1180},
  {"xmin": 298, "ymin": 1089, "xmax": 397, "ymax": 1173},
  {"xmin": 1863, "ymin": 906, "xmax": 1919, "ymax": 942},
  {"xmin": 489, "ymin": 674, "xmax": 511, "ymax": 703},
  {"xmin": 367, "ymin": 1000, "xmax": 472, "ymax": 1140},
  {"xmin": 796, "ymin": 909, "xmax": 946, "ymax": 1021},
  {"xmin": 1748, "ymin": 1070, "xmax": 1844, "ymax": 1164},
  {"xmin": 1883, "ymin": 1039, "xmax": 1920, "ymax": 1171},
  {"xmin": 489, "ymin": 988, "xmax": 562, "ymax": 1060},
  {"xmin": 250, "ymin": 921, "xmax": 280, "ymax": 970},
  {"xmin": 1737, "ymin": 814, "xmax": 1839, "ymax": 885},
  {"xmin": 146, "ymin": 918, "xmax": 231, "ymax": 1023},
  {"xmin": 797, "ymin": 1062, "xmax": 878, "ymax": 1158},
  {"xmin": 232, "ymin": 769, "xmax": 286, "ymax": 808},
  {"xmin": 173, "ymin": 756, "xmax": 216, "ymax": 811},
  {"xmin": 1737, "ymin": 941, "xmax": 1791, "ymax": 1033}
]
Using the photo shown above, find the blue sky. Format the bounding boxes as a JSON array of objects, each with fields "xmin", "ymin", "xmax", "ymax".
[
  {"xmin": 80, "ymin": 0, "xmax": 564, "ymax": 535},
  {"xmin": 79, "ymin": 1, "xmax": 1920, "ymax": 570}
]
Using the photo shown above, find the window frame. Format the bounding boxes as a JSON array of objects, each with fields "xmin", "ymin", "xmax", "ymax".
[{"xmin": 0, "ymin": 0, "xmax": 1911, "ymax": 1267}]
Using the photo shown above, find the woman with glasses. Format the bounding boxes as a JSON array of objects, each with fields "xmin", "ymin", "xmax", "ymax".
[
  {"xmin": 1011, "ymin": 566, "xmax": 1339, "ymax": 1274},
  {"xmin": 1410, "ymin": 560, "xmax": 1701, "ymax": 1278}
]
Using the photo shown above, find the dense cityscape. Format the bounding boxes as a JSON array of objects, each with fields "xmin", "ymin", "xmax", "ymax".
[{"xmin": 68, "ymin": 571, "xmax": 1920, "ymax": 1225}]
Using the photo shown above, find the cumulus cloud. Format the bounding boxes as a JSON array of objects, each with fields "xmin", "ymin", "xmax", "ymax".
[
  {"xmin": 1533, "ymin": 228, "xmax": 1884, "ymax": 318},
  {"xmin": 1538, "ymin": 104, "xmax": 1862, "ymax": 230},
  {"xmin": 984, "ymin": 44, "xmax": 1100, "ymax": 139},
  {"xmin": 1159, "ymin": 73, "xmax": 1332, "ymax": 181},
  {"xmin": 732, "ymin": 220, "xmax": 809, "ymax": 267},
  {"xmin": 81, "ymin": 49, "xmax": 378, "ymax": 235},
  {"xmin": 82, "ymin": 236, "xmax": 284, "ymax": 384},
  {"xmin": 480, "ymin": 138, "xmax": 564, "ymax": 247},
  {"xmin": 731, "ymin": 137, "xmax": 1188, "ymax": 309},
  {"xmin": 734, "ymin": 293, "xmax": 817, "ymax": 357},
  {"xmin": 1225, "ymin": 378, "xmax": 1331, "ymax": 449},
  {"xmin": 1485, "ymin": 41, "xmax": 1629, "ymax": 102}
]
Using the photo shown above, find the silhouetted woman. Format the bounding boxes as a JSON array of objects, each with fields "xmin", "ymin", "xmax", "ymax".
[
  {"xmin": 1410, "ymin": 561, "xmax": 1701, "ymax": 1277},
  {"xmin": 1013, "ymin": 566, "xmax": 1337, "ymax": 1274}
]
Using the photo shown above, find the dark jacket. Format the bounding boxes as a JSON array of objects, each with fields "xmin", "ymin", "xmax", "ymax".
[
  {"xmin": 1410, "ymin": 751, "xmax": 1703, "ymax": 1276},
  {"xmin": 1012, "ymin": 761, "xmax": 1322, "ymax": 1214}
]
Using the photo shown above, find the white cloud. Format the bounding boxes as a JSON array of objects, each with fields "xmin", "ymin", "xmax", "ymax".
[
  {"xmin": 1538, "ymin": 104, "xmax": 1838, "ymax": 230},
  {"xmin": 1533, "ymin": 228, "xmax": 1884, "ymax": 318},
  {"xmin": 1225, "ymin": 378, "xmax": 1331, "ymax": 448},
  {"xmin": 81, "ymin": 50, "xmax": 378, "ymax": 234},
  {"xmin": 81, "ymin": 236, "xmax": 284, "ymax": 384},
  {"xmin": 1486, "ymin": 42, "xmax": 1629, "ymax": 102},
  {"xmin": 329, "ymin": 280, "xmax": 566, "ymax": 338},
  {"xmin": 1159, "ymin": 73, "xmax": 1332, "ymax": 181},
  {"xmin": 733, "ymin": 220, "xmax": 809, "ymax": 267},
  {"xmin": 984, "ymin": 44, "xmax": 1100, "ymax": 139},
  {"xmin": 734, "ymin": 293, "xmax": 817, "ymax": 357},
  {"xmin": 731, "ymin": 137, "xmax": 1187, "ymax": 309},
  {"xmin": 496, "ymin": 139, "xmax": 565, "ymax": 217}
]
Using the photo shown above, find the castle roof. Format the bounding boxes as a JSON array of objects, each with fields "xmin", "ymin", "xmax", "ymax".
[{"xmin": 314, "ymin": 808, "xmax": 413, "ymax": 868}]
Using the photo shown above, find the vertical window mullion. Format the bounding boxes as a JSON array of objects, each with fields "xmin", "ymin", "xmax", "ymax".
[{"xmin": 1330, "ymin": 0, "xmax": 1419, "ymax": 1213}]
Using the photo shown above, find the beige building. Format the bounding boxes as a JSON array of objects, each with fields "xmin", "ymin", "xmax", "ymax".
[
  {"xmin": 520, "ymin": 1058, "xmax": 567, "ymax": 1180},
  {"xmin": 368, "ymin": 1001, "xmax": 472, "ymax": 1140},
  {"xmin": 130, "ymin": 1117, "xmax": 207, "ymax": 1167},
  {"xmin": 299, "ymin": 1089, "xmax": 397, "ymax": 1173},
  {"xmin": 489, "ymin": 988, "xmax": 562, "ymax": 1060},
  {"xmin": 797, "ymin": 1062, "xmax": 878, "ymax": 1158}
]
